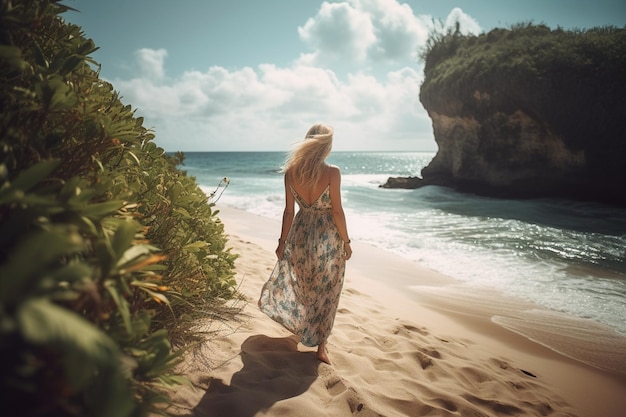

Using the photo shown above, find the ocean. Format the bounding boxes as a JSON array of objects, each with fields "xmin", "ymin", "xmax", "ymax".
[{"xmin": 178, "ymin": 151, "xmax": 626, "ymax": 337}]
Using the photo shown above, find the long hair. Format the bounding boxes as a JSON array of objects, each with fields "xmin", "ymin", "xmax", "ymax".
[{"xmin": 283, "ymin": 124, "xmax": 334, "ymax": 189}]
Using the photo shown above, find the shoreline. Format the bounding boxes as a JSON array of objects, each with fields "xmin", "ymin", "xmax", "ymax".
[
  {"xmin": 216, "ymin": 204, "xmax": 626, "ymax": 370},
  {"xmin": 169, "ymin": 204, "xmax": 626, "ymax": 417}
]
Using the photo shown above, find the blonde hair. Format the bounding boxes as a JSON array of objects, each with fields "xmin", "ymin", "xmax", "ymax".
[{"xmin": 283, "ymin": 124, "xmax": 334, "ymax": 189}]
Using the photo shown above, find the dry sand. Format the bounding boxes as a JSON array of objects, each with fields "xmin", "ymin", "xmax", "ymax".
[{"xmin": 166, "ymin": 206, "xmax": 626, "ymax": 417}]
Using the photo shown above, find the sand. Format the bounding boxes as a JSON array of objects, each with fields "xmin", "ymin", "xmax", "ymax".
[{"xmin": 166, "ymin": 206, "xmax": 626, "ymax": 417}]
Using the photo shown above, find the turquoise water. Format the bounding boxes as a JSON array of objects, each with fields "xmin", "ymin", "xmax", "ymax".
[{"xmin": 178, "ymin": 151, "xmax": 626, "ymax": 336}]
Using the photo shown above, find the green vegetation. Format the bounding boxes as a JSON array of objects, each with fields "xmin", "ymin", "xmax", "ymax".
[
  {"xmin": 0, "ymin": 1, "xmax": 238, "ymax": 416},
  {"xmin": 419, "ymin": 22, "xmax": 626, "ymax": 181},
  {"xmin": 420, "ymin": 22, "xmax": 626, "ymax": 115}
]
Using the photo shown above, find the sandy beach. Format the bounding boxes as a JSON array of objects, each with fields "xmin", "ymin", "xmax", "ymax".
[{"xmin": 167, "ymin": 206, "xmax": 626, "ymax": 417}]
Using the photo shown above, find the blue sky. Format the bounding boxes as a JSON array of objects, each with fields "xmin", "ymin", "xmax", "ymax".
[{"xmin": 64, "ymin": 0, "xmax": 626, "ymax": 151}]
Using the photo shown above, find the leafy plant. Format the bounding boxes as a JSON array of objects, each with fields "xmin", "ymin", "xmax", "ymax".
[{"xmin": 0, "ymin": 1, "xmax": 239, "ymax": 416}]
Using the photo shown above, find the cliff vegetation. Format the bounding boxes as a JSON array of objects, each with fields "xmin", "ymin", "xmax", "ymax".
[{"xmin": 411, "ymin": 22, "xmax": 626, "ymax": 205}]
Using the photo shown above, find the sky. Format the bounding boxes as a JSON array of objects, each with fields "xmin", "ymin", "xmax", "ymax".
[{"xmin": 63, "ymin": 0, "xmax": 626, "ymax": 152}]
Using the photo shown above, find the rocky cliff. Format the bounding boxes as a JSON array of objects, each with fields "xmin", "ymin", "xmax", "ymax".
[{"xmin": 385, "ymin": 24, "xmax": 626, "ymax": 206}]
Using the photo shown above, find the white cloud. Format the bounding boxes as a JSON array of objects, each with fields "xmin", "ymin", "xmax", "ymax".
[
  {"xmin": 115, "ymin": 59, "xmax": 428, "ymax": 151},
  {"xmin": 353, "ymin": 0, "xmax": 432, "ymax": 61},
  {"xmin": 298, "ymin": 2, "xmax": 376, "ymax": 64},
  {"xmin": 135, "ymin": 48, "xmax": 167, "ymax": 80},
  {"xmin": 445, "ymin": 7, "xmax": 482, "ymax": 35},
  {"xmin": 297, "ymin": 0, "xmax": 471, "ymax": 67},
  {"xmin": 113, "ymin": 2, "xmax": 482, "ymax": 151}
]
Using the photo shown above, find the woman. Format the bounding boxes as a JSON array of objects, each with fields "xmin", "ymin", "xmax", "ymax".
[{"xmin": 258, "ymin": 123, "xmax": 352, "ymax": 365}]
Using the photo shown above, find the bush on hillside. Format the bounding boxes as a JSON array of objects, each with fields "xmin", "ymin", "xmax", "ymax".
[{"xmin": 418, "ymin": 22, "xmax": 626, "ymax": 180}]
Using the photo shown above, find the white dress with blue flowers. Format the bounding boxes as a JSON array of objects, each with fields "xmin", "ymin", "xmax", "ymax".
[{"xmin": 259, "ymin": 185, "xmax": 345, "ymax": 347}]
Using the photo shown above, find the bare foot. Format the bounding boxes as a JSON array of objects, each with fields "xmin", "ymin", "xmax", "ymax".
[
  {"xmin": 316, "ymin": 350, "xmax": 331, "ymax": 364},
  {"xmin": 316, "ymin": 343, "xmax": 331, "ymax": 364}
]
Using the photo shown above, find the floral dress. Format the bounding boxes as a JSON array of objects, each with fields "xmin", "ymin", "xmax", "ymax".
[{"xmin": 258, "ymin": 184, "xmax": 346, "ymax": 347}]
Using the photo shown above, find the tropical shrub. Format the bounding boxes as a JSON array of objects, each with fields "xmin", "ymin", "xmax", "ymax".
[{"xmin": 0, "ymin": 1, "xmax": 238, "ymax": 416}]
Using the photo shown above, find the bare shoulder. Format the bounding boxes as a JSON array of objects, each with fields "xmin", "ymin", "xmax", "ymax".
[
  {"xmin": 284, "ymin": 169, "xmax": 292, "ymax": 183},
  {"xmin": 328, "ymin": 164, "xmax": 341, "ymax": 176},
  {"xmin": 327, "ymin": 164, "xmax": 341, "ymax": 185}
]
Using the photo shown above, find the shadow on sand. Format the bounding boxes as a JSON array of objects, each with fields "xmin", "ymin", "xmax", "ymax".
[{"xmin": 192, "ymin": 334, "xmax": 320, "ymax": 417}]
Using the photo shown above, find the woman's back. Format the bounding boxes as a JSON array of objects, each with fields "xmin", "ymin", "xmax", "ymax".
[{"xmin": 287, "ymin": 165, "xmax": 331, "ymax": 206}]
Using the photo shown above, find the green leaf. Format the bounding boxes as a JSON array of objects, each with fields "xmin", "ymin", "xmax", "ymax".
[
  {"xmin": 111, "ymin": 221, "xmax": 138, "ymax": 262},
  {"xmin": 95, "ymin": 237, "xmax": 115, "ymax": 277},
  {"xmin": 0, "ymin": 45, "xmax": 29, "ymax": 72},
  {"xmin": 158, "ymin": 374, "xmax": 191, "ymax": 387},
  {"xmin": 78, "ymin": 39, "xmax": 97, "ymax": 56},
  {"xmin": 61, "ymin": 54, "xmax": 84, "ymax": 74},
  {"xmin": 39, "ymin": 262, "xmax": 91, "ymax": 297},
  {"xmin": 183, "ymin": 241, "xmax": 208, "ymax": 253},
  {"xmin": 173, "ymin": 207, "xmax": 191, "ymax": 218},
  {"xmin": 0, "ymin": 159, "xmax": 61, "ymax": 202},
  {"xmin": 127, "ymin": 150, "xmax": 140, "ymax": 166},
  {"xmin": 169, "ymin": 181, "xmax": 183, "ymax": 201},
  {"xmin": 18, "ymin": 298, "xmax": 136, "ymax": 417},
  {"xmin": 46, "ymin": 76, "xmax": 74, "ymax": 110},
  {"xmin": 134, "ymin": 329, "xmax": 179, "ymax": 378},
  {"xmin": 78, "ymin": 200, "xmax": 125, "ymax": 218},
  {"xmin": 17, "ymin": 298, "xmax": 119, "ymax": 388},
  {"xmin": 31, "ymin": 42, "xmax": 48, "ymax": 68},
  {"xmin": 104, "ymin": 280, "xmax": 132, "ymax": 335},
  {"xmin": 0, "ymin": 227, "xmax": 83, "ymax": 304},
  {"xmin": 138, "ymin": 287, "xmax": 170, "ymax": 305},
  {"xmin": 115, "ymin": 244, "xmax": 151, "ymax": 270}
]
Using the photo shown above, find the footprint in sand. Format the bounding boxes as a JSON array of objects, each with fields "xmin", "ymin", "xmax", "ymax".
[{"xmin": 322, "ymin": 371, "xmax": 347, "ymax": 396}]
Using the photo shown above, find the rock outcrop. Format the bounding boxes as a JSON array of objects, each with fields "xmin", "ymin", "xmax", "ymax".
[{"xmin": 383, "ymin": 25, "xmax": 626, "ymax": 206}]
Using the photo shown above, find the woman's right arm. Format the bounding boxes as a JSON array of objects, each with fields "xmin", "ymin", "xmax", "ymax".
[
  {"xmin": 276, "ymin": 173, "xmax": 295, "ymax": 259},
  {"xmin": 329, "ymin": 166, "xmax": 352, "ymax": 260}
]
